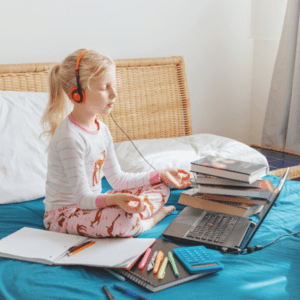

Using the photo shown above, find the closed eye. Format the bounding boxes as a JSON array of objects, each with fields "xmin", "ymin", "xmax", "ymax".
[{"xmin": 99, "ymin": 83, "xmax": 117, "ymax": 90}]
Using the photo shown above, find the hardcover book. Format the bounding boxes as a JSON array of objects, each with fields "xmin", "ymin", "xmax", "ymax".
[
  {"xmin": 191, "ymin": 156, "xmax": 268, "ymax": 184},
  {"xmin": 191, "ymin": 174, "xmax": 263, "ymax": 188},
  {"xmin": 196, "ymin": 193, "xmax": 266, "ymax": 206},
  {"xmin": 194, "ymin": 180, "xmax": 274, "ymax": 199},
  {"xmin": 178, "ymin": 188, "xmax": 263, "ymax": 217}
]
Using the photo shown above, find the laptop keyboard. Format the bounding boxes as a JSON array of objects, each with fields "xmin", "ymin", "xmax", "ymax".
[{"xmin": 185, "ymin": 212, "xmax": 238, "ymax": 244}]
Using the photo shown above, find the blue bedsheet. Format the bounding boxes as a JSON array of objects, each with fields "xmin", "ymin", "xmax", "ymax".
[{"xmin": 0, "ymin": 175, "xmax": 299, "ymax": 300}]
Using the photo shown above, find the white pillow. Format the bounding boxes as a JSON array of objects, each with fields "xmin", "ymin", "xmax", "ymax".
[
  {"xmin": 114, "ymin": 134, "xmax": 269, "ymax": 176},
  {"xmin": 0, "ymin": 91, "xmax": 49, "ymax": 204}
]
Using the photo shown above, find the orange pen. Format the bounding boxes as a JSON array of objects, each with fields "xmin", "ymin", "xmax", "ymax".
[
  {"xmin": 153, "ymin": 250, "xmax": 164, "ymax": 274},
  {"xmin": 68, "ymin": 241, "xmax": 95, "ymax": 257}
]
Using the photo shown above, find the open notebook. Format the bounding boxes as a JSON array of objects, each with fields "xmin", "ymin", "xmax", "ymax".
[{"xmin": 0, "ymin": 227, "xmax": 155, "ymax": 269}]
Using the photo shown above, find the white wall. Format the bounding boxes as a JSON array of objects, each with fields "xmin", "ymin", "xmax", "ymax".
[{"xmin": 0, "ymin": 0, "xmax": 286, "ymax": 145}]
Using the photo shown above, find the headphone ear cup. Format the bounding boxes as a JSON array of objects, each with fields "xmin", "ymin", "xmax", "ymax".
[{"xmin": 70, "ymin": 87, "xmax": 86, "ymax": 103}]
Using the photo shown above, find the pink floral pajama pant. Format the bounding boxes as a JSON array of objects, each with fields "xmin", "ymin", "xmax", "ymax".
[{"xmin": 44, "ymin": 182, "xmax": 170, "ymax": 237}]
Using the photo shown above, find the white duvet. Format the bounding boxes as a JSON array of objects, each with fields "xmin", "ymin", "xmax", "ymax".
[{"xmin": 114, "ymin": 134, "xmax": 269, "ymax": 175}]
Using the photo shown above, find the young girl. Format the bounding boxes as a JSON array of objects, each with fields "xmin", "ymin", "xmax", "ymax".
[{"xmin": 42, "ymin": 49, "xmax": 192, "ymax": 238}]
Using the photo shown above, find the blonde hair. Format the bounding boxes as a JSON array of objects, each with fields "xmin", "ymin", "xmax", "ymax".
[{"xmin": 41, "ymin": 49, "xmax": 114, "ymax": 145}]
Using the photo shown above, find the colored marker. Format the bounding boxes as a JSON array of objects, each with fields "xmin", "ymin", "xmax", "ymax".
[
  {"xmin": 67, "ymin": 241, "xmax": 92, "ymax": 254},
  {"xmin": 67, "ymin": 241, "xmax": 95, "ymax": 256},
  {"xmin": 138, "ymin": 248, "xmax": 151, "ymax": 269},
  {"xmin": 114, "ymin": 284, "xmax": 150, "ymax": 300},
  {"xmin": 103, "ymin": 285, "xmax": 116, "ymax": 300},
  {"xmin": 105, "ymin": 269, "xmax": 126, "ymax": 281},
  {"xmin": 147, "ymin": 250, "xmax": 157, "ymax": 272},
  {"xmin": 153, "ymin": 250, "xmax": 164, "ymax": 274},
  {"xmin": 168, "ymin": 251, "xmax": 179, "ymax": 277},
  {"xmin": 157, "ymin": 257, "xmax": 168, "ymax": 279}
]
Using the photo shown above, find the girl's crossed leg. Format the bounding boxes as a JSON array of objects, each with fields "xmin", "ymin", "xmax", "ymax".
[{"xmin": 44, "ymin": 182, "xmax": 174, "ymax": 237}]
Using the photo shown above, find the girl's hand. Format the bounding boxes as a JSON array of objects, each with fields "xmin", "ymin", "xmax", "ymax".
[
  {"xmin": 159, "ymin": 168, "xmax": 192, "ymax": 189},
  {"xmin": 105, "ymin": 193, "xmax": 145, "ymax": 214}
]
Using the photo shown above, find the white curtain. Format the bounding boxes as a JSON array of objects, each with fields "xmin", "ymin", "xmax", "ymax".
[{"xmin": 261, "ymin": 0, "xmax": 300, "ymax": 152}]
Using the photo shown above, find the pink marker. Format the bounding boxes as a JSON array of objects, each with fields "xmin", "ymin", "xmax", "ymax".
[{"xmin": 138, "ymin": 248, "xmax": 152, "ymax": 269}]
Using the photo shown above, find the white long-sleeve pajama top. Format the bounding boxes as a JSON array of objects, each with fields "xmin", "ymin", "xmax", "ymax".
[{"xmin": 44, "ymin": 114, "xmax": 160, "ymax": 212}]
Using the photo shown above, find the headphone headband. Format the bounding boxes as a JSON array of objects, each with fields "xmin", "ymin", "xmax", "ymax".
[
  {"xmin": 76, "ymin": 49, "xmax": 91, "ymax": 71},
  {"xmin": 70, "ymin": 49, "xmax": 91, "ymax": 103}
]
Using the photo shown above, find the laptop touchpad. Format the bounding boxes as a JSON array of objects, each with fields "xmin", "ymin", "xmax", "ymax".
[{"xmin": 176, "ymin": 207, "xmax": 203, "ymax": 225}]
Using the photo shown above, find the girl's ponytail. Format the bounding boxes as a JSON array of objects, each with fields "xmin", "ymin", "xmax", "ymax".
[{"xmin": 41, "ymin": 63, "xmax": 68, "ymax": 148}]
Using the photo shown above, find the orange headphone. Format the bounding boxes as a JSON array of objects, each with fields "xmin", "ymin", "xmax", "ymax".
[{"xmin": 69, "ymin": 49, "xmax": 91, "ymax": 103}]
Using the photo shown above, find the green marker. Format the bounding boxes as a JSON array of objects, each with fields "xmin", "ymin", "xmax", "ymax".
[{"xmin": 168, "ymin": 251, "xmax": 179, "ymax": 277}]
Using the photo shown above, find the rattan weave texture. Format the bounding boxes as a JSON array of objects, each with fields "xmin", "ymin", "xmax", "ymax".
[{"xmin": 0, "ymin": 57, "xmax": 192, "ymax": 143}]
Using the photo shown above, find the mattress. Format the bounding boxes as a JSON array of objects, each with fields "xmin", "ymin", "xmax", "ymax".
[{"xmin": 0, "ymin": 175, "xmax": 299, "ymax": 300}]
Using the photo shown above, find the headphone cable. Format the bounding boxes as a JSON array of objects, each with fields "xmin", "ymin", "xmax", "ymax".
[
  {"xmin": 231, "ymin": 230, "xmax": 300, "ymax": 254},
  {"xmin": 111, "ymin": 111, "xmax": 298, "ymax": 254},
  {"xmin": 109, "ymin": 113, "xmax": 156, "ymax": 171}
]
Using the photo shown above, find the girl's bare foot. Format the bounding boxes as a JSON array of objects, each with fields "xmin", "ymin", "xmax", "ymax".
[{"xmin": 142, "ymin": 206, "xmax": 176, "ymax": 231}]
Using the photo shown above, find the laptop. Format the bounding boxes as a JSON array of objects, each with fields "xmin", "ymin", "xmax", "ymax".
[{"xmin": 163, "ymin": 168, "xmax": 290, "ymax": 253}]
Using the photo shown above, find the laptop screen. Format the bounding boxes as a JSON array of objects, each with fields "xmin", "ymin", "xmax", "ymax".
[{"xmin": 242, "ymin": 167, "xmax": 290, "ymax": 249}]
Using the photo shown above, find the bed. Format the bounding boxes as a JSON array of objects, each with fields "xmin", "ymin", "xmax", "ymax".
[{"xmin": 0, "ymin": 56, "xmax": 299, "ymax": 300}]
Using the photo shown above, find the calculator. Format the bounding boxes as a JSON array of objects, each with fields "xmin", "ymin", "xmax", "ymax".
[{"xmin": 173, "ymin": 246, "xmax": 224, "ymax": 274}]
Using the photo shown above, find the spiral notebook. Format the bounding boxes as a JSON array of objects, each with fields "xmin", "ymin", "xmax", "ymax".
[{"xmin": 117, "ymin": 238, "xmax": 219, "ymax": 292}]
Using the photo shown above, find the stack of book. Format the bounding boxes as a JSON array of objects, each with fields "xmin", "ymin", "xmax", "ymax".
[{"xmin": 179, "ymin": 155, "xmax": 271, "ymax": 217}]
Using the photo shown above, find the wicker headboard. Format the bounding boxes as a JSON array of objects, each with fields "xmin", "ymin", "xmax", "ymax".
[{"xmin": 0, "ymin": 56, "xmax": 192, "ymax": 143}]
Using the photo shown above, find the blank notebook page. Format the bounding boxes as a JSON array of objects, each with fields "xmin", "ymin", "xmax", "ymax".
[{"xmin": 0, "ymin": 227, "xmax": 86, "ymax": 263}]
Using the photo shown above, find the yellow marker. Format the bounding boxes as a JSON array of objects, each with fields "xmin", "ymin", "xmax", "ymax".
[
  {"xmin": 153, "ymin": 251, "xmax": 164, "ymax": 274},
  {"xmin": 157, "ymin": 257, "xmax": 168, "ymax": 279}
]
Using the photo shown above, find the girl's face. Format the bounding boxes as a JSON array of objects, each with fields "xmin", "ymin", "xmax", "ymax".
[{"xmin": 84, "ymin": 66, "xmax": 117, "ymax": 116}]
